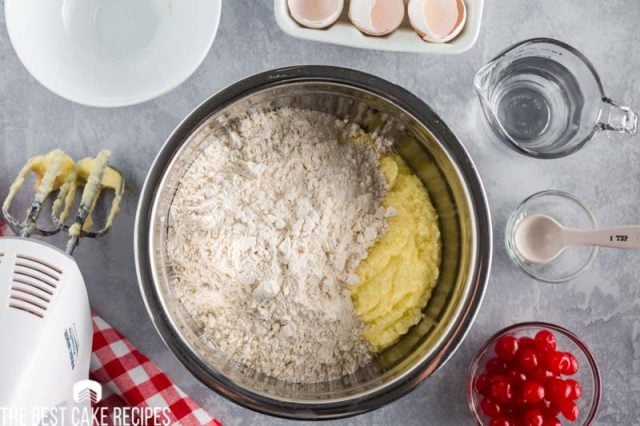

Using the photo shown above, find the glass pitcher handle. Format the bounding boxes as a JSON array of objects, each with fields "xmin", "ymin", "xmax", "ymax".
[{"xmin": 598, "ymin": 97, "xmax": 638, "ymax": 135}]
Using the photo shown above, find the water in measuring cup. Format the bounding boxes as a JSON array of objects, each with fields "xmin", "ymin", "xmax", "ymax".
[{"xmin": 490, "ymin": 57, "xmax": 584, "ymax": 154}]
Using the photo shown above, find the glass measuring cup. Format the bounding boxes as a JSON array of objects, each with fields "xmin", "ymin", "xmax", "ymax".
[{"xmin": 475, "ymin": 38, "xmax": 638, "ymax": 158}]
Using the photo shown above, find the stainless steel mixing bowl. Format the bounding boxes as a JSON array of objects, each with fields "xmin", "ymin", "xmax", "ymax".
[{"xmin": 135, "ymin": 66, "xmax": 492, "ymax": 419}]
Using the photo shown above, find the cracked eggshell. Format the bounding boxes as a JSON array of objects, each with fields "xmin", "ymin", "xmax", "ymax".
[
  {"xmin": 349, "ymin": 0, "xmax": 405, "ymax": 37},
  {"xmin": 287, "ymin": 0, "xmax": 345, "ymax": 29},
  {"xmin": 408, "ymin": 0, "xmax": 467, "ymax": 43}
]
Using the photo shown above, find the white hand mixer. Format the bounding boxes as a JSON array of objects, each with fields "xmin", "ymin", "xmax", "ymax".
[{"xmin": 0, "ymin": 150, "xmax": 124, "ymax": 423}]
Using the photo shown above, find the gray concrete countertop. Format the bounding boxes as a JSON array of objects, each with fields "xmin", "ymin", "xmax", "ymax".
[{"xmin": 1, "ymin": 1, "xmax": 639, "ymax": 425}]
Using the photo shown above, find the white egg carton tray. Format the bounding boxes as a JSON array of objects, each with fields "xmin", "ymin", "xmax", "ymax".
[{"xmin": 274, "ymin": 0, "xmax": 484, "ymax": 54}]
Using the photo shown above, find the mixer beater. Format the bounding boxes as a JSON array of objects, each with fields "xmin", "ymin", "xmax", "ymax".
[{"xmin": 2, "ymin": 149, "xmax": 124, "ymax": 252}]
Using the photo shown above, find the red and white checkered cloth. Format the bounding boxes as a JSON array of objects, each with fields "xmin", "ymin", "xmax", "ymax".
[{"xmin": 90, "ymin": 313, "xmax": 222, "ymax": 426}]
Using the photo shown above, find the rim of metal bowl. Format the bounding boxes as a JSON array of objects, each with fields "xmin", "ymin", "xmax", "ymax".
[{"xmin": 134, "ymin": 65, "xmax": 493, "ymax": 419}]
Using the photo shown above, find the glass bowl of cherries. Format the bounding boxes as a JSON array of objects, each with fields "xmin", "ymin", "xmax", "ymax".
[{"xmin": 467, "ymin": 322, "xmax": 601, "ymax": 425}]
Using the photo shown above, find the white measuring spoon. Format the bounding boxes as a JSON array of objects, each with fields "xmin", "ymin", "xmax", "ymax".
[{"xmin": 514, "ymin": 214, "xmax": 640, "ymax": 264}]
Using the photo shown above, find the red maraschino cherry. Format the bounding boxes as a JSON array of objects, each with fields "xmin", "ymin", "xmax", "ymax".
[{"xmin": 473, "ymin": 329, "xmax": 584, "ymax": 425}]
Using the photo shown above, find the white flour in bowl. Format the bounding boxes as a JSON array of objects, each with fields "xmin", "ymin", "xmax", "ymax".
[{"xmin": 167, "ymin": 108, "xmax": 392, "ymax": 383}]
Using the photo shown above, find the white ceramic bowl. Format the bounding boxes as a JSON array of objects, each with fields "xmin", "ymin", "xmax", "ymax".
[
  {"xmin": 274, "ymin": 0, "xmax": 484, "ymax": 54},
  {"xmin": 5, "ymin": 0, "xmax": 221, "ymax": 107}
]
